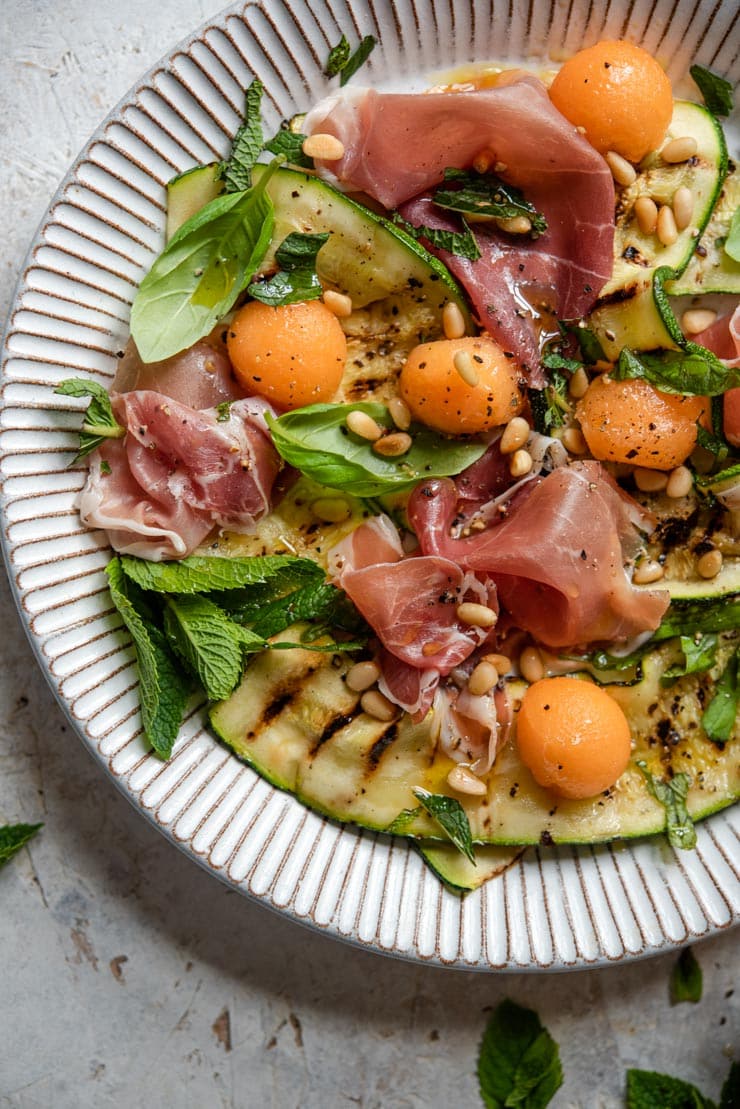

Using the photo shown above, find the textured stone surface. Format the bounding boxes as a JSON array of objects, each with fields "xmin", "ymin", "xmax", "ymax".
[{"xmin": 0, "ymin": 3, "xmax": 737, "ymax": 1106}]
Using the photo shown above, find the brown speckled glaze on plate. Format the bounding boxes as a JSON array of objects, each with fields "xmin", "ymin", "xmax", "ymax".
[{"xmin": 1, "ymin": 0, "xmax": 738, "ymax": 969}]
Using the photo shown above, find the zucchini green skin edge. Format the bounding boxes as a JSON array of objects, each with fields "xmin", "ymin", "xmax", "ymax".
[{"xmin": 668, "ymin": 162, "xmax": 740, "ymax": 295}]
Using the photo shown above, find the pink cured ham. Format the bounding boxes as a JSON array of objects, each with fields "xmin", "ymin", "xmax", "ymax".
[
  {"xmin": 305, "ymin": 80, "xmax": 614, "ymax": 380},
  {"xmin": 79, "ymin": 392, "xmax": 280, "ymax": 560},
  {"xmin": 327, "ymin": 516, "xmax": 498, "ymax": 674},
  {"xmin": 112, "ymin": 338, "xmax": 243, "ymax": 410},
  {"xmin": 695, "ymin": 305, "xmax": 740, "ymax": 446},
  {"xmin": 408, "ymin": 461, "xmax": 669, "ymax": 649}
]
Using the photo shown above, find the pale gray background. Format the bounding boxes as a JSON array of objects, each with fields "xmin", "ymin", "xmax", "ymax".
[{"xmin": 0, "ymin": 2, "xmax": 737, "ymax": 1107}]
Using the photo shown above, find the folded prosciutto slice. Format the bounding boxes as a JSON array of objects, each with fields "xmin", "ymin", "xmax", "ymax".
[
  {"xmin": 304, "ymin": 79, "xmax": 615, "ymax": 380},
  {"xmin": 79, "ymin": 392, "xmax": 280, "ymax": 560},
  {"xmin": 695, "ymin": 305, "xmax": 740, "ymax": 447},
  {"xmin": 408, "ymin": 461, "xmax": 669, "ymax": 649}
]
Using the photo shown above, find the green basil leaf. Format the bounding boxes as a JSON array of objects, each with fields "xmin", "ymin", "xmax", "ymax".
[
  {"xmin": 325, "ymin": 34, "xmax": 351, "ymax": 77},
  {"xmin": 266, "ymin": 402, "xmax": 487, "ymax": 497},
  {"xmin": 55, "ymin": 378, "xmax": 125, "ymax": 463},
  {"xmin": 220, "ymin": 79, "xmax": 264, "ymax": 193},
  {"xmin": 130, "ymin": 162, "xmax": 278, "ymax": 363},
  {"xmin": 725, "ymin": 206, "xmax": 740, "ymax": 263},
  {"xmin": 248, "ymin": 231, "xmax": 329, "ymax": 306},
  {"xmin": 264, "ymin": 128, "xmax": 314, "ymax": 168},
  {"xmin": 637, "ymin": 763, "xmax": 697, "ymax": 850},
  {"xmin": 478, "ymin": 1000, "xmax": 563, "ymax": 1109},
  {"xmin": 720, "ymin": 1062, "xmax": 740, "ymax": 1109},
  {"xmin": 163, "ymin": 595, "xmax": 263, "ymax": 701},
  {"xmin": 120, "ymin": 553, "xmax": 323, "ymax": 594},
  {"xmin": 412, "ymin": 789, "xmax": 475, "ymax": 864},
  {"xmin": 702, "ymin": 649, "xmax": 739, "ymax": 743},
  {"xmin": 339, "ymin": 35, "xmax": 377, "ymax": 86},
  {"xmin": 654, "ymin": 597, "xmax": 740, "ymax": 641},
  {"xmin": 690, "ymin": 63, "xmax": 734, "ymax": 116},
  {"xmin": 614, "ymin": 346, "xmax": 739, "ymax": 397},
  {"xmin": 626, "ymin": 1068, "xmax": 716, "ymax": 1109},
  {"xmin": 435, "ymin": 168, "xmax": 548, "ymax": 236},
  {"xmin": 670, "ymin": 947, "xmax": 703, "ymax": 1005},
  {"xmin": 106, "ymin": 557, "xmax": 191, "ymax": 759},
  {"xmin": 661, "ymin": 634, "xmax": 718, "ymax": 685},
  {"xmin": 0, "ymin": 823, "xmax": 43, "ymax": 867}
]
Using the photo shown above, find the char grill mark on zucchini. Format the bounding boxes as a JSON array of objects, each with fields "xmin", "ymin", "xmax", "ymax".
[{"xmin": 668, "ymin": 159, "xmax": 740, "ymax": 295}]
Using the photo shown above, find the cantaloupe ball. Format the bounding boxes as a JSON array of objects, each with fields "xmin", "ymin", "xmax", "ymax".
[
  {"xmin": 517, "ymin": 677, "xmax": 632, "ymax": 800},
  {"xmin": 399, "ymin": 336, "xmax": 524, "ymax": 436},
  {"xmin": 549, "ymin": 40, "xmax": 673, "ymax": 163},
  {"xmin": 227, "ymin": 300, "xmax": 347, "ymax": 410},
  {"xmin": 576, "ymin": 375, "xmax": 707, "ymax": 470}
]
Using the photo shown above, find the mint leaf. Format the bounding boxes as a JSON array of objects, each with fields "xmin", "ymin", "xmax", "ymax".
[
  {"xmin": 435, "ymin": 168, "xmax": 548, "ymax": 236},
  {"xmin": 220, "ymin": 79, "xmax": 264, "ymax": 193},
  {"xmin": 671, "ymin": 947, "xmax": 703, "ymax": 1004},
  {"xmin": 0, "ymin": 823, "xmax": 43, "ymax": 867},
  {"xmin": 412, "ymin": 789, "xmax": 475, "ymax": 864},
  {"xmin": 248, "ymin": 231, "xmax": 329, "ymax": 306},
  {"xmin": 530, "ymin": 365, "xmax": 570, "ymax": 431},
  {"xmin": 690, "ymin": 64, "xmax": 734, "ymax": 116},
  {"xmin": 561, "ymin": 322, "xmax": 606, "ymax": 364},
  {"xmin": 249, "ymin": 579, "xmax": 367, "ymax": 640},
  {"xmin": 386, "ymin": 807, "xmax": 422, "ymax": 834},
  {"xmin": 702, "ymin": 649, "xmax": 739, "ymax": 743},
  {"xmin": 106, "ymin": 557, "xmax": 190, "ymax": 758},
  {"xmin": 55, "ymin": 378, "xmax": 125, "ymax": 463},
  {"xmin": 392, "ymin": 213, "xmax": 481, "ymax": 260},
  {"xmin": 725, "ymin": 206, "xmax": 740, "ymax": 263},
  {"xmin": 130, "ymin": 161, "xmax": 278, "ymax": 363},
  {"xmin": 120, "ymin": 553, "xmax": 322, "ymax": 594},
  {"xmin": 614, "ymin": 346, "xmax": 739, "ymax": 397},
  {"xmin": 637, "ymin": 763, "xmax": 697, "ymax": 850},
  {"xmin": 478, "ymin": 1000, "xmax": 562, "ymax": 1109},
  {"xmin": 720, "ymin": 1062, "xmax": 740, "ymax": 1109},
  {"xmin": 325, "ymin": 34, "xmax": 351, "ymax": 78},
  {"xmin": 662, "ymin": 634, "xmax": 718, "ymax": 685},
  {"xmin": 264, "ymin": 128, "xmax": 313, "ymax": 169},
  {"xmin": 164, "ymin": 595, "xmax": 263, "ymax": 701},
  {"xmin": 655, "ymin": 597, "xmax": 740, "ymax": 641},
  {"xmin": 266, "ymin": 402, "xmax": 487, "ymax": 497},
  {"xmin": 340, "ymin": 35, "xmax": 376, "ymax": 86},
  {"xmin": 626, "ymin": 1068, "xmax": 716, "ymax": 1108}
]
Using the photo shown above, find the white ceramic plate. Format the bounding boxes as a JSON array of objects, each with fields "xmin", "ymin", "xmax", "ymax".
[{"xmin": 2, "ymin": 0, "xmax": 739, "ymax": 970}]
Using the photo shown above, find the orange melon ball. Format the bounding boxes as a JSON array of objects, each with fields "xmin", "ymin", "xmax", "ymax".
[
  {"xmin": 576, "ymin": 375, "xmax": 707, "ymax": 470},
  {"xmin": 399, "ymin": 336, "xmax": 524, "ymax": 436},
  {"xmin": 517, "ymin": 677, "xmax": 632, "ymax": 800},
  {"xmin": 549, "ymin": 40, "xmax": 673, "ymax": 163},
  {"xmin": 227, "ymin": 300, "xmax": 347, "ymax": 410}
]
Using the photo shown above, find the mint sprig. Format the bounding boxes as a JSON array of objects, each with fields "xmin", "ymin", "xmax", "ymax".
[
  {"xmin": 477, "ymin": 1000, "xmax": 563, "ymax": 1109},
  {"xmin": 55, "ymin": 379, "xmax": 125, "ymax": 463},
  {"xmin": 220, "ymin": 79, "xmax": 264, "ymax": 193},
  {"xmin": 701, "ymin": 649, "xmax": 739, "ymax": 743},
  {"xmin": 163, "ymin": 595, "xmax": 265, "ymax": 701},
  {"xmin": 413, "ymin": 789, "xmax": 476, "ymax": 864},
  {"xmin": 637, "ymin": 763, "xmax": 697, "ymax": 850},
  {"xmin": 0, "ymin": 823, "xmax": 43, "ymax": 868}
]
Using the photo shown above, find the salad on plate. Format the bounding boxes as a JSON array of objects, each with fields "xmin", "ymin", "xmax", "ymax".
[{"xmin": 57, "ymin": 36, "xmax": 740, "ymax": 890}]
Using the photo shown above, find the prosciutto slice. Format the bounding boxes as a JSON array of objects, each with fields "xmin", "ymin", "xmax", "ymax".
[
  {"xmin": 695, "ymin": 305, "xmax": 740, "ymax": 447},
  {"xmin": 408, "ymin": 461, "xmax": 669, "ymax": 649},
  {"xmin": 113, "ymin": 338, "xmax": 243, "ymax": 410},
  {"xmin": 79, "ymin": 392, "xmax": 280, "ymax": 560}
]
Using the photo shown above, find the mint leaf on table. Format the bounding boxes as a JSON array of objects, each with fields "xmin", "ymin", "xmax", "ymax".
[
  {"xmin": 690, "ymin": 63, "xmax": 734, "ymax": 116},
  {"xmin": 107, "ymin": 557, "xmax": 190, "ymax": 759},
  {"xmin": 720, "ymin": 1062, "xmax": 739, "ymax": 1109},
  {"xmin": 0, "ymin": 823, "xmax": 43, "ymax": 868},
  {"xmin": 670, "ymin": 947, "xmax": 703, "ymax": 1005},
  {"xmin": 477, "ymin": 999, "xmax": 563, "ymax": 1109},
  {"xmin": 120, "ymin": 553, "xmax": 322, "ymax": 595},
  {"xmin": 248, "ymin": 231, "xmax": 329, "ymax": 306},
  {"xmin": 220, "ymin": 79, "xmax": 264, "ymax": 193},
  {"xmin": 413, "ymin": 789, "xmax": 475, "ymax": 864},
  {"xmin": 55, "ymin": 379, "xmax": 125, "ymax": 463},
  {"xmin": 637, "ymin": 764, "xmax": 697, "ymax": 850},
  {"xmin": 702, "ymin": 649, "xmax": 739, "ymax": 743},
  {"xmin": 163, "ymin": 595, "xmax": 264, "ymax": 701},
  {"xmin": 626, "ymin": 1068, "xmax": 716, "ymax": 1108}
]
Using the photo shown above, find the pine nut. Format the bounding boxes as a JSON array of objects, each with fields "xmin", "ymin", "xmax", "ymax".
[
  {"xmin": 509, "ymin": 449, "xmax": 533, "ymax": 478},
  {"xmin": 447, "ymin": 764, "xmax": 488, "ymax": 797},
  {"xmin": 372, "ymin": 431, "xmax": 413, "ymax": 457},
  {"xmin": 302, "ymin": 132, "xmax": 345, "ymax": 160},
  {"xmin": 388, "ymin": 396, "xmax": 411, "ymax": 430},
  {"xmin": 666, "ymin": 465, "xmax": 693, "ymax": 499},
  {"xmin": 657, "ymin": 204, "xmax": 678, "ymax": 246},
  {"xmin": 467, "ymin": 660, "xmax": 499, "ymax": 696},
  {"xmin": 472, "ymin": 148, "xmax": 494, "ymax": 174},
  {"xmin": 633, "ymin": 558, "xmax": 665, "ymax": 584},
  {"xmin": 681, "ymin": 308, "xmax": 716, "ymax": 336},
  {"xmin": 634, "ymin": 468, "xmax": 669, "ymax": 492},
  {"xmin": 672, "ymin": 186, "xmax": 693, "ymax": 231},
  {"xmin": 562, "ymin": 427, "xmax": 587, "ymax": 454},
  {"xmin": 568, "ymin": 366, "xmax": 590, "ymax": 399},
  {"xmin": 634, "ymin": 196, "xmax": 658, "ymax": 235},
  {"xmin": 442, "ymin": 301, "xmax": 467, "ymax": 339},
  {"xmin": 323, "ymin": 289, "xmax": 353, "ymax": 317},
  {"xmin": 346, "ymin": 660, "xmax": 381, "ymax": 692},
  {"xmin": 453, "ymin": 349, "xmax": 479, "ymax": 386},
  {"xmin": 519, "ymin": 646, "xmax": 544, "ymax": 684},
  {"xmin": 661, "ymin": 136, "xmax": 698, "ymax": 163},
  {"xmin": 605, "ymin": 150, "xmax": 637, "ymax": 186},
  {"xmin": 347, "ymin": 409, "xmax": 383, "ymax": 441},
  {"xmin": 497, "ymin": 215, "xmax": 532, "ymax": 235},
  {"xmin": 697, "ymin": 549, "xmax": 723, "ymax": 579},
  {"xmin": 484, "ymin": 652, "xmax": 511, "ymax": 673},
  {"xmin": 457, "ymin": 602, "xmax": 498, "ymax": 628},
  {"xmin": 360, "ymin": 689, "xmax": 397, "ymax": 721},
  {"xmin": 500, "ymin": 416, "xmax": 530, "ymax": 454},
  {"xmin": 311, "ymin": 496, "xmax": 352, "ymax": 523}
]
